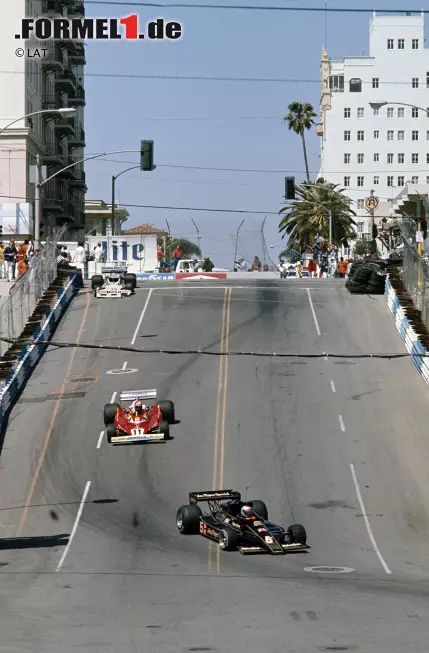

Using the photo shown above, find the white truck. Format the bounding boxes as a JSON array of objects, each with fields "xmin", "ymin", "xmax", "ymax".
[
  {"xmin": 173, "ymin": 259, "xmax": 228, "ymax": 273},
  {"xmin": 91, "ymin": 265, "xmax": 137, "ymax": 298}
]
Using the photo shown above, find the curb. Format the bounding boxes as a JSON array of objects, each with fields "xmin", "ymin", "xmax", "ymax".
[
  {"xmin": 385, "ymin": 279, "xmax": 429, "ymax": 384},
  {"xmin": 0, "ymin": 273, "xmax": 80, "ymax": 428}
]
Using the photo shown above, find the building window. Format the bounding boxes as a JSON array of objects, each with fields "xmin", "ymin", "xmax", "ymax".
[
  {"xmin": 374, "ymin": 176, "xmax": 379, "ymax": 185},
  {"xmin": 357, "ymin": 176, "xmax": 364, "ymax": 187},
  {"xmin": 412, "ymin": 77, "xmax": 419, "ymax": 88},
  {"xmin": 387, "ymin": 176, "xmax": 394, "ymax": 186},
  {"xmin": 412, "ymin": 130, "xmax": 419, "ymax": 140},
  {"xmin": 387, "ymin": 107, "xmax": 394, "ymax": 118},
  {"xmin": 329, "ymin": 75, "xmax": 344, "ymax": 92},
  {"xmin": 349, "ymin": 78, "xmax": 362, "ymax": 92},
  {"xmin": 357, "ymin": 221, "xmax": 364, "ymax": 233},
  {"xmin": 344, "ymin": 107, "xmax": 351, "ymax": 118},
  {"xmin": 412, "ymin": 153, "xmax": 419, "ymax": 163},
  {"xmin": 387, "ymin": 38, "xmax": 394, "ymax": 49},
  {"xmin": 344, "ymin": 176, "xmax": 350, "ymax": 187},
  {"xmin": 344, "ymin": 130, "xmax": 351, "ymax": 141},
  {"xmin": 398, "ymin": 130, "xmax": 404, "ymax": 140},
  {"xmin": 372, "ymin": 77, "xmax": 379, "ymax": 88},
  {"xmin": 387, "ymin": 153, "xmax": 393, "ymax": 164},
  {"xmin": 411, "ymin": 176, "xmax": 419, "ymax": 183},
  {"xmin": 357, "ymin": 199, "xmax": 364, "ymax": 210},
  {"xmin": 357, "ymin": 153, "xmax": 364, "ymax": 163},
  {"xmin": 398, "ymin": 107, "xmax": 404, "ymax": 118},
  {"xmin": 357, "ymin": 130, "xmax": 364, "ymax": 141},
  {"xmin": 398, "ymin": 153, "xmax": 404, "ymax": 163},
  {"xmin": 373, "ymin": 107, "xmax": 379, "ymax": 116},
  {"xmin": 344, "ymin": 153, "xmax": 350, "ymax": 164},
  {"xmin": 387, "ymin": 130, "xmax": 394, "ymax": 141},
  {"xmin": 357, "ymin": 107, "xmax": 364, "ymax": 119},
  {"xmin": 412, "ymin": 39, "xmax": 419, "ymax": 49},
  {"xmin": 412, "ymin": 107, "xmax": 419, "ymax": 118},
  {"xmin": 374, "ymin": 130, "xmax": 379, "ymax": 139},
  {"xmin": 398, "ymin": 38, "xmax": 404, "ymax": 49},
  {"xmin": 398, "ymin": 176, "xmax": 405, "ymax": 186},
  {"xmin": 374, "ymin": 153, "xmax": 379, "ymax": 162}
]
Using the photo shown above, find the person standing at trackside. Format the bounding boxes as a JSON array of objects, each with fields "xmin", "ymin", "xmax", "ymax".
[
  {"xmin": 4, "ymin": 240, "xmax": 17, "ymax": 282},
  {"xmin": 319, "ymin": 255, "xmax": 329, "ymax": 279},
  {"xmin": 202, "ymin": 256, "xmax": 215, "ymax": 272},
  {"xmin": 72, "ymin": 241, "xmax": 86, "ymax": 273},
  {"xmin": 93, "ymin": 242, "xmax": 104, "ymax": 263},
  {"xmin": 0, "ymin": 242, "xmax": 4, "ymax": 279},
  {"xmin": 337, "ymin": 257, "xmax": 348, "ymax": 278},
  {"xmin": 172, "ymin": 245, "xmax": 183, "ymax": 270},
  {"xmin": 17, "ymin": 253, "xmax": 29, "ymax": 279},
  {"xmin": 252, "ymin": 255, "xmax": 262, "ymax": 272}
]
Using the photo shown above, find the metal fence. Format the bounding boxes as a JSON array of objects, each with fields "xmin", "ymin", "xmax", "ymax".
[
  {"xmin": 0, "ymin": 226, "xmax": 67, "ymax": 357},
  {"xmin": 400, "ymin": 239, "xmax": 429, "ymax": 331}
]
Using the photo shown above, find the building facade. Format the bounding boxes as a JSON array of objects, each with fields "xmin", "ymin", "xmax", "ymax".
[
  {"xmin": 317, "ymin": 12, "xmax": 429, "ymax": 238},
  {"xmin": 85, "ymin": 200, "xmax": 129, "ymax": 237},
  {"xmin": 0, "ymin": 0, "xmax": 87, "ymax": 241}
]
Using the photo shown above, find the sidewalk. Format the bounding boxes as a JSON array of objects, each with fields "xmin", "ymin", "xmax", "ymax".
[{"xmin": 0, "ymin": 279, "xmax": 15, "ymax": 309}]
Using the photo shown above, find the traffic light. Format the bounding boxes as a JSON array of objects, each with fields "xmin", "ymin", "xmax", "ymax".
[
  {"xmin": 372, "ymin": 223, "xmax": 378, "ymax": 239},
  {"xmin": 421, "ymin": 219, "xmax": 427, "ymax": 240},
  {"xmin": 285, "ymin": 177, "xmax": 295, "ymax": 200},
  {"xmin": 140, "ymin": 140, "xmax": 154, "ymax": 171}
]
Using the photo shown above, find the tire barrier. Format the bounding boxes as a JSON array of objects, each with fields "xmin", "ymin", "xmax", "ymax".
[
  {"xmin": 345, "ymin": 259, "xmax": 388, "ymax": 295},
  {"xmin": 385, "ymin": 279, "xmax": 429, "ymax": 385},
  {"xmin": 0, "ymin": 272, "xmax": 80, "ymax": 431}
]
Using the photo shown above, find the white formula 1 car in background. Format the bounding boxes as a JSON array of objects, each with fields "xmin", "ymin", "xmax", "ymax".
[{"xmin": 91, "ymin": 265, "xmax": 137, "ymax": 297}]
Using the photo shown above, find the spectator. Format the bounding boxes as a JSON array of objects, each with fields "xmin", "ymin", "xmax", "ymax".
[
  {"xmin": 308, "ymin": 258, "xmax": 317, "ymax": 278},
  {"xmin": 93, "ymin": 242, "xmax": 104, "ymax": 262},
  {"xmin": 72, "ymin": 241, "xmax": 86, "ymax": 272},
  {"xmin": 252, "ymin": 256, "xmax": 261, "ymax": 272},
  {"xmin": 157, "ymin": 245, "xmax": 165, "ymax": 261},
  {"xmin": 17, "ymin": 254, "xmax": 29, "ymax": 279},
  {"xmin": 4, "ymin": 240, "xmax": 17, "ymax": 282},
  {"xmin": 18, "ymin": 239, "xmax": 30, "ymax": 264},
  {"xmin": 172, "ymin": 245, "xmax": 183, "ymax": 270},
  {"xmin": 61, "ymin": 246, "xmax": 71, "ymax": 263},
  {"xmin": 0, "ymin": 242, "xmax": 4, "ymax": 279},
  {"xmin": 202, "ymin": 256, "xmax": 214, "ymax": 272},
  {"xmin": 29, "ymin": 249, "xmax": 39, "ymax": 268},
  {"xmin": 319, "ymin": 255, "xmax": 329, "ymax": 278},
  {"xmin": 337, "ymin": 257, "xmax": 348, "ymax": 278},
  {"xmin": 56, "ymin": 245, "xmax": 68, "ymax": 266}
]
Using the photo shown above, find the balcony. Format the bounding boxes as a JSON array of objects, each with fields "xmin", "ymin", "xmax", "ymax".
[
  {"xmin": 70, "ymin": 171, "xmax": 87, "ymax": 190},
  {"xmin": 41, "ymin": 143, "xmax": 66, "ymax": 166},
  {"xmin": 68, "ymin": 85, "xmax": 86, "ymax": 107},
  {"xmin": 57, "ymin": 157, "xmax": 77, "ymax": 179},
  {"xmin": 55, "ymin": 69, "xmax": 77, "ymax": 92},
  {"xmin": 41, "ymin": 97, "xmax": 66, "ymax": 117},
  {"xmin": 68, "ymin": 44, "xmax": 86, "ymax": 66},
  {"xmin": 41, "ymin": 46, "xmax": 64, "ymax": 72},
  {"xmin": 42, "ymin": 180, "xmax": 65, "ymax": 214},
  {"xmin": 67, "ymin": 1, "xmax": 85, "ymax": 16},
  {"xmin": 54, "ymin": 116, "xmax": 75, "ymax": 137},
  {"xmin": 41, "ymin": 0, "xmax": 64, "ymax": 16},
  {"xmin": 68, "ymin": 127, "xmax": 86, "ymax": 149}
]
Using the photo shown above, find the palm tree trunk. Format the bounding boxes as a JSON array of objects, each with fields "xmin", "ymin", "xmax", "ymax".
[{"xmin": 301, "ymin": 130, "xmax": 310, "ymax": 182}]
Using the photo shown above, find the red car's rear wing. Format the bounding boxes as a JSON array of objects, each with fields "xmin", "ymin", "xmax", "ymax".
[
  {"xmin": 189, "ymin": 490, "xmax": 241, "ymax": 504},
  {"xmin": 119, "ymin": 389, "xmax": 157, "ymax": 402}
]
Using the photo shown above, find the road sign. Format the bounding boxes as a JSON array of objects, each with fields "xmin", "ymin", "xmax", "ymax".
[{"xmin": 365, "ymin": 196, "xmax": 379, "ymax": 211}]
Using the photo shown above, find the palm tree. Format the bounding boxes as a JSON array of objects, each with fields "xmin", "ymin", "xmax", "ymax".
[
  {"xmin": 283, "ymin": 102, "xmax": 317, "ymax": 182},
  {"xmin": 158, "ymin": 236, "xmax": 201, "ymax": 260},
  {"xmin": 278, "ymin": 179, "xmax": 357, "ymax": 248}
]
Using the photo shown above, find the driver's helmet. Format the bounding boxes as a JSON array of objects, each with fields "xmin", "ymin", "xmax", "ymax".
[
  {"xmin": 241, "ymin": 505, "xmax": 253, "ymax": 518},
  {"xmin": 134, "ymin": 401, "xmax": 147, "ymax": 416},
  {"xmin": 108, "ymin": 273, "xmax": 119, "ymax": 283}
]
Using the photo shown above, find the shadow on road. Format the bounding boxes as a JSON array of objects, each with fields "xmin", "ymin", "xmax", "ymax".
[{"xmin": 0, "ymin": 534, "xmax": 69, "ymax": 550}]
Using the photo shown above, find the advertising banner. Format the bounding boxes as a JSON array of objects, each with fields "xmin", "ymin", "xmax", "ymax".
[
  {"xmin": 86, "ymin": 234, "xmax": 158, "ymax": 275},
  {"xmin": 175, "ymin": 272, "xmax": 227, "ymax": 280},
  {"xmin": 138, "ymin": 273, "xmax": 175, "ymax": 280}
]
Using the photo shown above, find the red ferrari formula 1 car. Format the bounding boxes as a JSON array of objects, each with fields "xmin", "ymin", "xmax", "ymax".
[{"xmin": 103, "ymin": 389, "xmax": 175, "ymax": 444}]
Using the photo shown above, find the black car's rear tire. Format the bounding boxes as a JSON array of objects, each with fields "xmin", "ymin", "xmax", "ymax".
[
  {"xmin": 219, "ymin": 527, "xmax": 239, "ymax": 551},
  {"xmin": 250, "ymin": 500, "xmax": 268, "ymax": 520},
  {"xmin": 106, "ymin": 423, "xmax": 117, "ymax": 443},
  {"xmin": 176, "ymin": 504, "xmax": 202, "ymax": 534},
  {"xmin": 159, "ymin": 419, "xmax": 170, "ymax": 440},
  {"xmin": 286, "ymin": 523, "xmax": 307, "ymax": 545},
  {"xmin": 158, "ymin": 400, "xmax": 175, "ymax": 423},
  {"xmin": 124, "ymin": 281, "xmax": 134, "ymax": 292},
  {"xmin": 104, "ymin": 402, "xmax": 120, "ymax": 425},
  {"xmin": 124, "ymin": 273, "xmax": 137, "ymax": 290}
]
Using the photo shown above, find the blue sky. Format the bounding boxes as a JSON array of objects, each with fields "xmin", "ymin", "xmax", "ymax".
[{"xmin": 84, "ymin": 0, "xmax": 426, "ymax": 268}]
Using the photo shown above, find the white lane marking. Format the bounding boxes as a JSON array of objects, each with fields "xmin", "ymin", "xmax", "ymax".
[
  {"xmin": 306, "ymin": 288, "xmax": 321, "ymax": 336},
  {"xmin": 110, "ymin": 391, "xmax": 117, "ymax": 403},
  {"xmin": 56, "ymin": 481, "xmax": 91, "ymax": 571},
  {"xmin": 323, "ymin": 350, "xmax": 328, "ymax": 361},
  {"xmin": 97, "ymin": 430, "xmax": 104, "ymax": 449},
  {"xmin": 106, "ymin": 368, "xmax": 138, "ymax": 375},
  {"xmin": 131, "ymin": 288, "xmax": 153, "ymax": 345},
  {"xmin": 122, "ymin": 361, "xmax": 128, "ymax": 370},
  {"xmin": 350, "ymin": 463, "xmax": 392, "ymax": 575},
  {"xmin": 338, "ymin": 415, "xmax": 346, "ymax": 431},
  {"xmin": 330, "ymin": 380, "xmax": 336, "ymax": 393},
  {"xmin": 304, "ymin": 566, "xmax": 355, "ymax": 574}
]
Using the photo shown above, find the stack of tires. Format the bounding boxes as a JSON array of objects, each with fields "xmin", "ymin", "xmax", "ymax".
[{"xmin": 345, "ymin": 259, "xmax": 387, "ymax": 294}]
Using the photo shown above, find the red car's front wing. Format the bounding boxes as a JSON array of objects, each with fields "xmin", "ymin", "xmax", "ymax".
[{"xmin": 111, "ymin": 406, "xmax": 166, "ymax": 443}]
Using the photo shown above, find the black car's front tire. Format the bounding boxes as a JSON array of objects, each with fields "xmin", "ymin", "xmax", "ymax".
[
  {"xmin": 286, "ymin": 523, "xmax": 307, "ymax": 545},
  {"xmin": 176, "ymin": 504, "xmax": 202, "ymax": 534},
  {"xmin": 219, "ymin": 527, "xmax": 239, "ymax": 551}
]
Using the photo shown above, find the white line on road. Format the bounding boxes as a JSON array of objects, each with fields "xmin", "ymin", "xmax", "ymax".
[
  {"xmin": 306, "ymin": 288, "xmax": 321, "ymax": 336},
  {"xmin": 350, "ymin": 463, "xmax": 392, "ymax": 575},
  {"xmin": 131, "ymin": 288, "xmax": 153, "ymax": 345},
  {"xmin": 56, "ymin": 481, "xmax": 91, "ymax": 572},
  {"xmin": 96, "ymin": 430, "xmax": 104, "ymax": 449},
  {"xmin": 110, "ymin": 391, "xmax": 117, "ymax": 403},
  {"xmin": 338, "ymin": 415, "xmax": 346, "ymax": 431},
  {"xmin": 122, "ymin": 361, "xmax": 128, "ymax": 370},
  {"xmin": 330, "ymin": 380, "xmax": 336, "ymax": 393}
]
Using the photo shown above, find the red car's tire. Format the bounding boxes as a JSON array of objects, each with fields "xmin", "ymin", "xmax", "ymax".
[
  {"xmin": 104, "ymin": 403, "xmax": 120, "ymax": 426},
  {"xmin": 106, "ymin": 423, "xmax": 117, "ymax": 443},
  {"xmin": 158, "ymin": 400, "xmax": 175, "ymax": 423},
  {"xmin": 159, "ymin": 420, "xmax": 170, "ymax": 440}
]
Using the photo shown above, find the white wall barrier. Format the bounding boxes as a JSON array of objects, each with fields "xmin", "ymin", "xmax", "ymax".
[
  {"xmin": 385, "ymin": 278, "xmax": 429, "ymax": 385},
  {"xmin": 0, "ymin": 273, "xmax": 79, "ymax": 428}
]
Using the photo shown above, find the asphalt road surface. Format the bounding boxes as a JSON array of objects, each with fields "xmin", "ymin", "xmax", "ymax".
[{"xmin": 1, "ymin": 278, "xmax": 429, "ymax": 652}]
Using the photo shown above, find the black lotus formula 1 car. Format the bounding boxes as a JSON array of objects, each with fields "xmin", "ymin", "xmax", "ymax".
[{"xmin": 176, "ymin": 490, "xmax": 309, "ymax": 555}]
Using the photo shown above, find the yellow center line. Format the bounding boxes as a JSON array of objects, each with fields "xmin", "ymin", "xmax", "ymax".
[{"xmin": 16, "ymin": 290, "xmax": 91, "ymax": 536}]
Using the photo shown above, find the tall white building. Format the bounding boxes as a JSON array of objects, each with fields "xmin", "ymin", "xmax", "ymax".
[
  {"xmin": 317, "ymin": 12, "xmax": 429, "ymax": 238},
  {"xmin": 0, "ymin": 0, "xmax": 87, "ymax": 241}
]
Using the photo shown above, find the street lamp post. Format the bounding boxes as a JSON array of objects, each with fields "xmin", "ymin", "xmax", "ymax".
[
  {"xmin": 111, "ymin": 165, "xmax": 140, "ymax": 236},
  {"xmin": 0, "ymin": 108, "xmax": 76, "ymax": 248}
]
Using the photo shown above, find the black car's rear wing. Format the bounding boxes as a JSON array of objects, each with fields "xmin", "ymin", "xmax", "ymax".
[{"xmin": 189, "ymin": 490, "xmax": 241, "ymax": 504}]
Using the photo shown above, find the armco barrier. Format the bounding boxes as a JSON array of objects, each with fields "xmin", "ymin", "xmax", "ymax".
[
  {"xmin": 385, "ymin": 278, "xmax": 429, "ymax": 385},
  {"xmin": 0, "ymin": 273, "xmax": 78, "ymax": 426}
]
